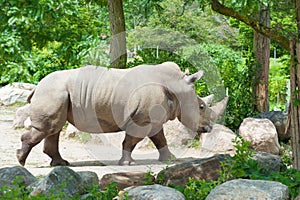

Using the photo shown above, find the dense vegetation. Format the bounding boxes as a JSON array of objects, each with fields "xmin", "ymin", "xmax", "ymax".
[{"xmin": 0, "ymin": 0, "xmax": 291, "ymax": 129}]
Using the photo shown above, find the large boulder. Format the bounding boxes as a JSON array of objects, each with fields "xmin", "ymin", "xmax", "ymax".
[
  {"xmin": 0, "ymin": 82, "xmax": 35, "ymax": 105},
  {"xmin": 164, "ymin": 118, "xmax": 196, "ymax": 146},
  {"xmin": 100, "ymin": 172, "xmax": 155, "ymax": 190},
  {"xmin": 135, "ymin": 119, "xmax": 197, "ymax": 149},
  {"xmin": 157, "ymin": 154, "xmax": 230, "ymax": 186},
  {"xmin": 253, "ymin": 152, "xmax": 282, "ymax": 173},
  {"xmin": 76, "ymin": 171, "xmax": 99, "ymax": 191},
  {"xmin": 206, "ymin": 179, "xmax": 289, "ymax": 200},
  {"xmin": 200, "ymin": 124, "xmax": 236, "ymax": 157},
  {"xmin": 0, "ymin": 166, "xmax": 37, "ymax": 188},
  {"xmin": 239, "ymin": 118, "xmax": 280, "ymax": 154},
  {"xmin": 118, "ymin": 184, "xmax": 185, "ymax": 200},
  {"xmin": 255, "ymin": 111, "xmax": 290, "ymax": 141},
  {"xmin": 30, "ymin": 166, "xmax": 84, "ymax": 198}
]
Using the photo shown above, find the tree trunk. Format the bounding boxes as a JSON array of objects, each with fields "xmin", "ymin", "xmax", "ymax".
[
  {"xmin": 290, "ymin": 0, "xmax": 300, "ymax": 170},
  {"xmin": 108, "ymin": 0, "xmax": 127, "ymax": 69},
  {"xmin": 209, "ymin": 0, "xmax": 300, "ymax": 170},
  {"xmin": 252, "ymin": 5, "xmax": 270, "ymax": 112}
]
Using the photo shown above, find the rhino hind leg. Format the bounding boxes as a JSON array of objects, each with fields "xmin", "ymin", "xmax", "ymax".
[
  {"xmin": 119, "ymin": 134, "xmax": 143, "ymax": 165},
  {"xmin": 149, "ymin": 129, "xmax": 175, "ymax": 162},
  {"xmin": 43, "ymin": 132, "xmax": 69, "ymax": 166},
  {"xmin": 16, "ymin": 128, "xmax": 47, "ymax": 166}
]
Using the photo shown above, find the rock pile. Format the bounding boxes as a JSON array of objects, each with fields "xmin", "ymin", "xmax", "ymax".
[{"xmin": 0, "ymin": 153, "xmax": 287, "ymax": 199}]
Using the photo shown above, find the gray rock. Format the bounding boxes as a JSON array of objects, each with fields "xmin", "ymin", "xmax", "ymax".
[
  {"xmin": 200, "ymin": 124, "xmax": 236, "ymax": 157},
  {"xmin": 164, "ymin": 118, "xmax": 196, "ymax": 146},
  {"xmin": 157, "ymin": 154, "xmax": 230, "ymax": 186},
  {"xmin": 253, "ymin": 152, "xmax": 282, "ymax": 173},
  {"xmin": 77, "ymin": 171, "xmax": 99, "ymax": 191},
  {"xmin": 255, "ymin": 111, "xmax": 290, "ymax": 141},
  {"xmin": 100, "ymin": 171, "xmax": 155, "ymax": 190},
  {"xmin": 0, "ymin": 82, "xmax": 35, "ymax": 105},
  {"xmin": 0, "ymin": 166, "xmax": 37, "ymax": 188},
  {"xmin": 13, "ymin": 104, "xmax": 30, "ymax": 128},
  {"xmin": 30, "ymin": 166, "xmax": 83, "ymax": 198},
  {"xmin": 119, "ymin": 184, "xmax": 185, "ymax": 200},
  {"xmin": 239, "ymin": 118, "xmax": 280, "ymax": 154},
  {"xmin": 206, "ymin": 179, "xmax": 289, "ymax": 200},
  {"xmin": 136, "ymin": 119, "xmax": 197, "ymax": 149}
]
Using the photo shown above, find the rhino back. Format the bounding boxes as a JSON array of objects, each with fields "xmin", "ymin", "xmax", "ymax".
[{"xmin": 31, "ymin": 63, "xmax": 188, "ymax": 134}]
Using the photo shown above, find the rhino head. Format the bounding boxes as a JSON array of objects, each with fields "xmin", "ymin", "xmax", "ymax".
[{"xmin": 173, "ymin": 70, "xmax": 228, "ymax": 134}]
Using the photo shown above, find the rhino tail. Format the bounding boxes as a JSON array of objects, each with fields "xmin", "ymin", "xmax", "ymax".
[{"xmin": 27, "ymin": 90, "xmax": 35, "ymax": 103}]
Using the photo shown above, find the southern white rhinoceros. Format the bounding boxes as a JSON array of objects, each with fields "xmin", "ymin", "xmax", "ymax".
[{"xmin": 17, "ymin": 62, "xmax": 228, "ymax": 166}]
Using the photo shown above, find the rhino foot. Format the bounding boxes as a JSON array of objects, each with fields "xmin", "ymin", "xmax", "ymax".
[
  {"xmin": 158, "ymin": 146, "xmax": 176, "ymax": 162},
  {"xmin": 118, "ymin": 160, "xmax": 137, "ymax": 166},
  {"xmin": 50, "ymin": 159, "xmax": 70, "ymax": 166},
  {"xmin": 119, "ymin": 150, "xmax": 136, "ymax": 165},
  {"xmin": 16, "ymin": 149, "xmax": 27, "ymax": 166}
]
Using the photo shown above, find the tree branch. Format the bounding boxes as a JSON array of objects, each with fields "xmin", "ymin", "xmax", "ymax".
[{"xmin": 210, "ymin": 0, "xmax": 290, "ymax": 51}]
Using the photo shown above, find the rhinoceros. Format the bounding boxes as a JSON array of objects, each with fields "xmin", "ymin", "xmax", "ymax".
[{"xmin": 17, "ymin": 62, "xmax": 228, "ymax": 166}]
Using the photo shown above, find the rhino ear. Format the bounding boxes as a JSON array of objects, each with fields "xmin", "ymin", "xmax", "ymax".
[
  {"xmin": 184, "ymin": 70, "xmax": 203, "ymax": 84},
  {"xmin": 210, "ymin": 96, "xmax": 229, "ymax": 121},
  {"xmin": 201, "ymin": 94, "xmax": 214, "ymax": 106}
]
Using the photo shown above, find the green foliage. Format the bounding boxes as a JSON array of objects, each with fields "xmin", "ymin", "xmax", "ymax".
[
  {"xmin": 269, "ymin": 56, "xmax": 290, "ymax": 110},
  {"xmin": 0, "ymin": 178, "xmax": 28, "ymax": 199},
  {"xmin": 219, "ymin": 136, "xmax": 261, "ymax": 181},
  {"xmin": 0, "ymin": 0, "xmax": 104, "ymax": 85},
  {"xmin": 83, "ymin": 182, "xmax": 120, "ymax": 200},
  {"xmin": 83, "ymin": 40, "xmax": 110, "ymax": 67},
  {"xmin": 142, "ymin": 170, "xmax": 157, "ymax": 185},
  {"xmin": 201, "ymin": 44, "xmax": 256, "ymax": 129},
  {"xmin": 183, "ymin": 178, "xmax": 218, "ymax": 200},
  {"xmin": 146, "ymin": 0, "xmax": 238, "ymax": 47}
]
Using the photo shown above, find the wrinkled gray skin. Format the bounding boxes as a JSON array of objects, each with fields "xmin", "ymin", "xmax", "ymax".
[{"xmin": 17, "ymin": 62, "xmax": 228, "ymax": 166}]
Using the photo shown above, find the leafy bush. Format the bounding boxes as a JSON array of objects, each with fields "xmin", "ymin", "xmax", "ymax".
[
  {"xmin": 0, "ymin": 0, "xmax": 104, "ymax": 85},
  {"xmin": 175, "ymin": 136, "xmax": 300, "ymax": 199},
  {"xmin": 183, "ymin": 178, "xmax": 219, "ymax": 200}
]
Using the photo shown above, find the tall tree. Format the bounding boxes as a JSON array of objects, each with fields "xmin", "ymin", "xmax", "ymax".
[
  {"xmin": 108, "ymin": 0, "xmax": 127, "ymax": 68},
  {"xmin": 252, "ymin": 5, "xmax": 270, "ymax": 112},
  {"xmin": 207, "ymin": 0, "xmax": 300, "ymax": 169}
]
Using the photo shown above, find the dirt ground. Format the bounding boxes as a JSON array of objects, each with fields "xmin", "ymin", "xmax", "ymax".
[{"xmin": 0, "ymin": 105, "xmax": 204, "ymax": 179}]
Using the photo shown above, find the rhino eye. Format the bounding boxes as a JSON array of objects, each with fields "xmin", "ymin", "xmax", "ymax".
[{"xmin": 200, "ymin": 104, "xmax": 205, "ymax": 110}]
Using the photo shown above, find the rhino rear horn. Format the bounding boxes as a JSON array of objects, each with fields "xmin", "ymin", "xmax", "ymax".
[
  {"xmin": 184, "ymin": 68, "xmax": 190, "ymax": 76},
  {"xmin": 210, "ymin": 96, "xmax": 229, "ymax": 121},
  {"xmin": 184, "ymin": 70, "xmax": 203, "ymax": 84}
]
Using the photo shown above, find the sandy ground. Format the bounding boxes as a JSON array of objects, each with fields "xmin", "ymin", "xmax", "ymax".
[{"xmin": 0, "ymin": 105, "xmax": 204, "ymax": 179}]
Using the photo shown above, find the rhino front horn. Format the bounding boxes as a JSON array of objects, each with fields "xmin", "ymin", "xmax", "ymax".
[{"xmin": 210, "ymin": 96, "xmax": 229, "ymax": 121}]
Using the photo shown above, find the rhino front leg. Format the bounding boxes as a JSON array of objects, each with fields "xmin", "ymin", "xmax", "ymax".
[
  {"xmin": 43, "ymin": 132, "xmax": 69, "ymax": 166},
  {"xmin": 149, "ymin": 128, "xmax": 175, "ymax": 162},
  {"xmin": 119, "ymin": 134, "xmax": 143, "ymax": 165},
  {"xmin": 17, "ymin": 128, "xmax": 47, "ymax": 166}
]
